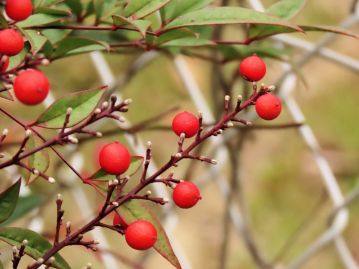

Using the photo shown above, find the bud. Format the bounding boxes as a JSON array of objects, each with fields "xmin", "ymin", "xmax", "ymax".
[
  {"xmin": 49, "ymin": 177, "xmax": 56, "ymax": 184},
  {"xmin": 68, "ymin": 136, "xmax": 79, "ymax": 144},
  {"xmin": 147, "ymin": 141, "xmax": 152, "ymax": 148},
  {"xmin": 124, "ymin": 98, "xmax": 132, "ymax": 105},
  {"xmin": 41, "ymin": 59, "xmax": 50, "ymax": 66},
  {"xmin": 226, "ymin": 121, "xmax": 234, "ymax": 128},
  {"xmin": 268, "ymin": 85, "xmax": 276, "ymax": 91},
  {"xmin": 25, "ymin": 129, "xmax": 32, "ymax": 137},
  {"xmin": 101, "ymin": 101, "xmax": 109, "ymax": 109}
]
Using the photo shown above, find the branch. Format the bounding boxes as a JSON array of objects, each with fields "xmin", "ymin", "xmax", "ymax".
[{"xmin": 26, "ymin": 87, "xmax": 270, "ymax": 268}]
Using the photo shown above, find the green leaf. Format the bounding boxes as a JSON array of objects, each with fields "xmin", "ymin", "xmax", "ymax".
[
  {"xmin": 249, "ymin": 23, "xmax": 359, "ymax": 40},
  {"xmin": 0, "ymin": 260, "xmax": 4, "ymax": 269},
  {"xmin": 248, "ymin": 0, "xmax": 305, "ymax": 40},
  {"xmin": 112, "ymin": 15, "xmax": 152, "ymax": 37},
  {"xmin": 0, "ymin": 227, "xmax": 70, "ymax": 269},
  {"xmin": 155, "ymin": 28, "xmax": 196, "ymax": 45},
  {"xmin": 123, "ymin": 0, "xmax": 170, "ymax": 19},
  {"xmin": 300, "ymin": 25, "xmax": 359, "ymax": 38},
  {"xmin": 0, "ymin": 13, "xmax": 8, "ymax": 28},
  {"xmin": 89, "ymin": 156, "xmax": 144, "ymax": 181},
  {"xmin": 0, "ymin": 90, "xmax": 14, "ymax": 102},
  {"xmin": 42, "ymin": 29, "xmax": 72, "ymax": 44},
  {"xmin": 125, "ymin": 156, "xmax": 144, "ymax": 176},
  {"xmin": 35, "ymin": 86, "xmax": 106, "ymax": 128},
  {"xmin": 65, "ymin": 0, "xmax": 83, "ymax": 16},
  {"xmin": 119, "ymin": 200, "xmax": 181, "ymax": 269},
  {"xmin": 88, "ymin": 169, "xmax": 115, "ymax": 182},
  {"xmin": 267, "ymin": 0, "xmax": 306, "ymax": 20},
  {"xmin": 161, "ymin": 0, "xmax": 214, "ymax": 21},
  {"xmin": 23, "ymin": 30, "xmax": 48, "ymax": 55},
  {"xmin": 17, "ymin": 14, "xmax": 67, "ymax": 28},
  {"xmin": 33, "ymin": 0, "xmax": 63, "ymax": 8},
  {"xmin": 93, "ymin": 0, "xmax": 105, "ymax": 23},
  {"xmin": 7, "ymin": 44, "xmax": 30, "ymax": 70},
  {"xmin": 35, "ymin": 7, "xmax": 72, "ymax": 16},
  {"xmin": 0, "ymin": 194, "xmax": 43, "ymax": 227},
  {"xmin": 217, "ymin": 43, "xmax": 291, "ymax": 61},
  {"xmin": 164, "ymin": 7, "xmax": 303, "ymax": 33},
  {"xmin": 40, "ymin": 40, "xmax": 55, "ymax": 59},
  {"xmin": 53, "ymin": 37, "xmax": 108, "ymax": 58},
  {"xmin": 0, "ymin": 180, "xmax": 21, "ymax": 224},
  {"xmin": 161, "ymin": 37, "xmax": 214, "ymax": 47},
  {"xmin": 26, "ymin": 137, "xmax": 50, "ymax": 184}
]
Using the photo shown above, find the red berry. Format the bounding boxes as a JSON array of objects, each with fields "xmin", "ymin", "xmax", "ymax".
[
  {"xmin": 113, "ymin": 213, "xmax": 127, "ymax": 228},
  {"xmin": 0, "ymin": 29, "xmax": 24, "ymax": 56},
  {"xmin": 5, "ymin": 0, "xmax": 33, "ymax": 21},
  {"xmin": 239, "ymin": 54, "xmax": 266, "ymax": 82},
  {"xmin": 1, "ymin": 56, "xmax": 9, "ymax": 73},
  {"xmin": 125, "ymin": 220, "xmax": 157, "ymax": 250},
  {"xmin": 173, "ymin": 182, "xmax": 201, "ymax": 209},
  {"xmin": 14, "ymin": 69, "xmax": 50, "ymax": 105},
  {"xmin": 99, "ymin": 142, "xmax": 131, "ymax": 175},
  {"xmin": 255, "ymin": 94, "xmax": 282, "ymax": 120},
  {"xmin": 172, "ymin": 111, "xmax": 199, "ymax": 138}
]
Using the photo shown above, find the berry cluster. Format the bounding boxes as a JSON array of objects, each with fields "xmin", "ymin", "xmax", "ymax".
[
  {"xmin": 0, "ymin": 0, "xmax": 51, "ymax": 105},
  {"xmin": 239, "ymin": 54, "xmax": 282, "ymax": 120},
  {"xmin": 98, "ymin": 140, "xmax": 201, "ymax": 250}
]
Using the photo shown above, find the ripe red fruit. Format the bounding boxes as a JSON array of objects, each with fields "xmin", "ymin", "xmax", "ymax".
[
  {"xmin": 1, "ymin": 56, "xmax": 9, "ymax": 73},
  {"xmin": 14, "ymin": 69, "xmax": 50, "ymax": 105},
  {"xmin": 125, "ymin": 220, "xmax": 157, "ymax": 250},
  {"xmin": 0, "ymin": 29, "xmax": 24, "ymax": 56},
  {"xmin": 99, "ymin": 142, "xmax": 131, "ymax": 175},
  {"xmin": 173, "ymin": 181, "xmax": 201, "ymax": 209},
  {"xmin": 113, "ymin": 213, "xmax": 127, "ymax": 228},
  {"xmin": 255, "ymin": 94, "xmax": 282, "ymax": 120},
  {"xmin": 5, "ymin": 0, "xmax": 33, "ymax": 21},
  {"xmin": 172, "ymin": 111, "xmax": 199, "ymax": 138},
  {"xmin": 239, "ymin": 54, "xmax": 266, "ymax": 82}
]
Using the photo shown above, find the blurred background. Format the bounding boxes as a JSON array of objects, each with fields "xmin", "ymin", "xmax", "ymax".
[{"xmin": 0, "ymin": 0, "xmax": 359, "ymax": 268}]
